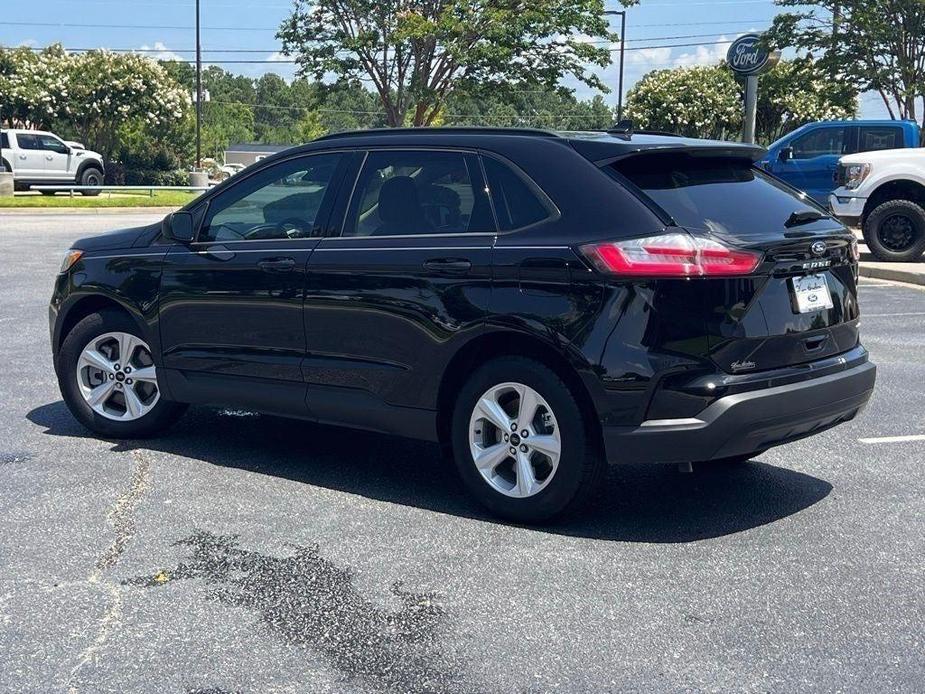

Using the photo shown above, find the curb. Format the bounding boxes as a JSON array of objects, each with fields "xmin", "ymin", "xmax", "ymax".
[
  {"xmin": 859, "ymin": 263, "xmax": 925, "ymax": 286},
  {"xmin": 0, "ymin": 206, "xmax": 179, "ymax": 216}
]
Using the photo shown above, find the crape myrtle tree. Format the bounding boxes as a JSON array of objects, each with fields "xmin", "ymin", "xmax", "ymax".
[
  {"xmin": 277, "ymin": 0, "xmax": 623, "ymax": 127},
  {"xmin": 768, "ymin": 0, "xmax": 925, "ymax": 142},
  {"xmin": 625, "ymin": 65, "xmax": 742, "ymax": 140}
]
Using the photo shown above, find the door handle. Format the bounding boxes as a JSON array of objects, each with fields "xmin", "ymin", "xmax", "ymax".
[
  {"xmin": 422, "ymin": 258, "xmax": 471, "ymax": 275},
  {"xmin": 258, "ymin": 257, "xmax": 296, "ymax": 272},
  {"xmin": 46, "ymin": 156, "xmax": 54, "ymax": 161},
  {"xmin": 18, "ymin": 155, "xmax": 27, "ymax": 160}
]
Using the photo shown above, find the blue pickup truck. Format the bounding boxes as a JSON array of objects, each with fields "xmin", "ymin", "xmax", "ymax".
[{"xmin": 758, "ymin": 120, "xmax": 920, "ymax": 204}]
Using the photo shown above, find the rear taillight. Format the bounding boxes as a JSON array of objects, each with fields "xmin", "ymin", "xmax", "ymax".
[{"xmin": 580, "ymin": 232, "xmax": 761, "ymax": 278}]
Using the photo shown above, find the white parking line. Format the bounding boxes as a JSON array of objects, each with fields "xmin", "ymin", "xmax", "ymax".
[
  {"xmin": 859, "ymin": 434, "xmax": 925, "ymax": 444},
  {"xmin": 863, "ymin": 312, "xmax": 925, "ymax": 317}
]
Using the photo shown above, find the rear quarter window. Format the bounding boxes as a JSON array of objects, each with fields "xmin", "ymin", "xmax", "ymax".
[{"xmin": 482, "ymin": 155, "xmax": 555, "ymax": 231}]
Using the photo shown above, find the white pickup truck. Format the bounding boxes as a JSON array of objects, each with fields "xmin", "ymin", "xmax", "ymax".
[
  {"xmin": 0, "ymin": 129, "xmax": 105, "ymax": 196},
  {"xmin": 830, "ymin": 148, "xmax": 925, "ymax": 262}
]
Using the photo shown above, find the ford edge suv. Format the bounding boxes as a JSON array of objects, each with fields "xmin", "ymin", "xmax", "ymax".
[{"xmin": 50, "ymin": 128, "xmax": 877, "ymax": 522}]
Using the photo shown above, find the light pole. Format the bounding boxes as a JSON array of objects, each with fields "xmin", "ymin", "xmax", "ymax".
[
  {"xmin": 604, "ymin": 10, "xmax": 627, "ymax": 122},
  {"xmin": 195, "ymin": 0, "xmax": 202, "ymax": 170}
]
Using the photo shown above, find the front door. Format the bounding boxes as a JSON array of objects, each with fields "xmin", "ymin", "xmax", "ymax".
[
  {"xmin": 774, "ymin": 125, "xmax": 848, "ymax": 203},
  {"xmin": 36, "ymin": 134, "xmax": 72, "ymax": 180},
  {"xmin": 302, "ymin": 148, "xmax": 496, "ymax": 435},
  {"xmin": 158, "ymin": 151, "xmax": 348, "ymax": 414}
]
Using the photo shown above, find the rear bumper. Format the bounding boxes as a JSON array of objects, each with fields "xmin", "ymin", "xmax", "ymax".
[{"xmin": 602, "ymin": 360, "xmax": 876, "ymax": 465}]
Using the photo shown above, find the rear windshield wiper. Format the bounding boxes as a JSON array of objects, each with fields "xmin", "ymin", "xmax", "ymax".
[{"xmin": 785, "ymin": 210, "xmax": 828, "ymax": 228}]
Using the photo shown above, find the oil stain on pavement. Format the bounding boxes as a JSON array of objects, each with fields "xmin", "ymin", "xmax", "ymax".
[{"xmin": 125, "ymin": 531, "xmax": 469, "ymax": 694}]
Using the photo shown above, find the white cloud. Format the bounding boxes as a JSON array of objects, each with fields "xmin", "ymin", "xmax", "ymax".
[
  {"xmin": 672, "ymin": 35, "xmax": 734, "ymax": 68},
  {"xmin": 18, "ymin": 39, "xmax": 38, "ymax": 48},
  {"xmin": 138, "ymin": 41, "xmax": 184, "ymax": 62},
  {"xmin": 627, "ymin": 47, "xmax": 672, "ymax": 67},
  {"xmin": 267, "ymin": 51, "xmax": 290, "ymax": 63}
]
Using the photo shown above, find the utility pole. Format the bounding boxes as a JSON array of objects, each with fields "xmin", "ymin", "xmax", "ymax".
[
  {"xmin": 604, "ymin": 10, "xmax": 627, "ymax": 122},
  {"xmin": 195, "ymin": 0, "xmax": 202, "ymax": 170}
]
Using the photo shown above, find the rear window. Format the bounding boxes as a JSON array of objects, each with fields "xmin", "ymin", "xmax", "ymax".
[{"xmin": 611, "ymin": 153, "xmax": 830, "ymax": 238}]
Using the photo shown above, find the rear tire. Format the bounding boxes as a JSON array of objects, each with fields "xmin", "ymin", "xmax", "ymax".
[
  {"xmin": 451, "ymin": 356, "xmax": 604, "ymax": 523},
  {"xmin": 78, "ymin": 167, "xmax": 104, "ymax": 196},
  {"xmin": 56, "ymin": 310, "xmax": 186, "ymax": 438},
  {"xmin": 863, "ymin": 199, "xmax": 925, "ymax": 262}
]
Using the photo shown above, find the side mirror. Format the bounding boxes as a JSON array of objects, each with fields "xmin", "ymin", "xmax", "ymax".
[
  {"xmin": 166, "ymin": 211, "xmax": 195, "ymax": 243},
  {"xmin": 779, "ymin": 146, "xmax": 794, "ymax": 162}
]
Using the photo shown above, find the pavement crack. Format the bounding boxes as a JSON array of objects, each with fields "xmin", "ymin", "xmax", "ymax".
[{"xmin": 66, "ymin": 449, "xmax": 152, "ymax": 690}]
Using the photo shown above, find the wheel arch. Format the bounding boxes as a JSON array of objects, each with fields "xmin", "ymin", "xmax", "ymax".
[
  {"xmin": 862, "ymin": 178, "xmax": 925, "ymax": 224},
  {"xmin": 436, "ymin": 330, "xmax": 603, "ymax": 452},
  {"xmin": 75, "ymin": 158, "xmax": 105, "ymax": 181},
  {"xmin": 55, "ymin": 294, "xmax": 151, "ymax": 356}
]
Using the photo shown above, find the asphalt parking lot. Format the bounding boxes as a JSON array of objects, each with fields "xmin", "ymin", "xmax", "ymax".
[{"xmin": 1, "ymin": 213, "xmax": 923, "ymax": 693}]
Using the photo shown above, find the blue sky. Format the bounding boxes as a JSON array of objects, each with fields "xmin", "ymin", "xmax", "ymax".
[{"xmin": 2, "ymin": 0, "xmax": 886, "ymax": 118}]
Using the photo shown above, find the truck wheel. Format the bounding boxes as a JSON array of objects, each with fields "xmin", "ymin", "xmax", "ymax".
[
  {"xmin": 79, "ymin": 167, "xmax": 104, "ymax": 196},
  {"xmin": 451, "ymin": 356, "xmax": 604, "ymax": 523},
  {"xmin": 863, "ymin": 199, "xmax": 925, "ymax": 262}
]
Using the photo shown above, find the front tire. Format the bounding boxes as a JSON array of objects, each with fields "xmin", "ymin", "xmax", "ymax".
[
  {"xmin": 78, "ymin": 167, "xmax": 104, "ymax": 196},
  {"xmin": 56, "ymin": 310, "xmax": 186, "ymax": 438},
  {"xmin": 451, "ymin": 357, "xmax": 603, "ymax": 523},
  {"xmin": 863, "ymin": 199, "xmax": 925, "ymax": 262}
]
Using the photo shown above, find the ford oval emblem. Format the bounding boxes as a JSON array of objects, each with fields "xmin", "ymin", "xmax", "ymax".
[
  {"xmin": 811, "ymin": 241, "xmax": 827, "ymax": 257},
  {"xmin": 726, "ymin": 34, "xmax": 778, "ymax": 75}
]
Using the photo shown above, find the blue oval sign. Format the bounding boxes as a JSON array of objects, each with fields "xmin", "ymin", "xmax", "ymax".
[{"xmin": 727, "ymin": 34, "xmax": 775, "ymax": 75}]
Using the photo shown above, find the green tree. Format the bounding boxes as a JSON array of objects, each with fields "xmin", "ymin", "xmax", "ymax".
[
  {"xmin": 756, "ymin": 57, "xmax": 858, "ymax": 143},
  {"xmin": 625, "ymin": 65, "xmax": 741, "ymax": 139},
  {"xmin": 277, "ymin": 0, "xmax": 622, "ymax": 127},
  {"xmin": 768, "ymin": 0, "xmax": 925, "ymax": 140}
]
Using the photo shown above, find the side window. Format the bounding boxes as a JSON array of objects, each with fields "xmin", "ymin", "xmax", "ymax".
[
  {"xmin": 38, "ymin": 135, "xmax": 69, "ymax": 154},
  {"xmin": 1, "ymin": 132, "xmax": 9, "ymax": 149},
  {"xmin": 482, "ymin": 156, "xmax": 554, "ymax": 231},
  {"xmin": 344, "ymin": 150, "xmax": 493, "ymax": 237},
  {"xmin": 791, "ymin": 127, "xmax": 846, "ymax": 159},
  {"xmin": 200, "ymin": 153, "xmax": 343, "ymax": 242},
  {"xmin": 859, "ymin": 126, "xmax": 902, "ymax": 152},
  {"xmin": 16, "ymin": 134, "xmax": 42, "ymax": 150}
]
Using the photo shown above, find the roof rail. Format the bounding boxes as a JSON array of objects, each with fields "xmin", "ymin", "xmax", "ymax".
[{"xmin": 313, "ymin": 126, "xmax": 561, "ymax": 142}]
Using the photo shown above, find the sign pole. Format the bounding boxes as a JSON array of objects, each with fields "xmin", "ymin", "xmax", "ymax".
[
  {"xmin": 743, "ymin": 75, "xmax": 758, "ymax": 144},
  {"xmin": 726, "ymin": 34, "xmax": 779, "ymax": 144}
]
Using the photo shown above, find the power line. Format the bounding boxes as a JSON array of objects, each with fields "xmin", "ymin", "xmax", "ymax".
[{"xmin": 16, "ymin": 37, "xmax": 741, "ymax": 63}]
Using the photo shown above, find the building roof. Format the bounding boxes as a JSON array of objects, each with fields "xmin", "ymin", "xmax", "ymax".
[{"xmin": 225, "ymin": 143, "xmax": 292, "ymax": 153}]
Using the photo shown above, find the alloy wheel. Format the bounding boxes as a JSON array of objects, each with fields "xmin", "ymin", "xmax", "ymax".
[
  {"xmin": 468, "ymin": 382, "xmax": 561, "ymax": 498},
  {"xmin": 76, "ymin": 331, "xmax": 160, "ymax": 421}
]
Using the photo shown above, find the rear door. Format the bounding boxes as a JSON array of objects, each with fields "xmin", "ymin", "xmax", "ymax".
[
  {"xmin": 11, "ymin": 133, "xmax": 46, "ymax": 179},
  {"xmin": 302, "ymin": 147, "xmax": 495, "ymax": 430},
  {"xmin": 777, "ymin": 124, "xmax": 849, "ymax": 203},
  {"xmin": 612, "ymin": 152, "xmax": 859, "ymax": 374}
]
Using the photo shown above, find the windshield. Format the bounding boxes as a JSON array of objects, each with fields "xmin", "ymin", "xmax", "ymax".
[{"xmin": 611, "ymin": 153, "xmax": 837, "ymax": 240}]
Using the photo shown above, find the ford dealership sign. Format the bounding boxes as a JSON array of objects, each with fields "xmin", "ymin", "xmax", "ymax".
[{"xmin": 726, "ymin": 34, "xmax": 778, "ymax": 75}]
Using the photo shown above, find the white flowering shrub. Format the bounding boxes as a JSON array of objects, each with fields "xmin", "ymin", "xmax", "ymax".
[
  {"xmin": 625, "ymin": 65, "xmax": 742, "ymax": 140},
  {"xmin": 0, "ymin": 44, "xmax": 190, "ymax": 160}
]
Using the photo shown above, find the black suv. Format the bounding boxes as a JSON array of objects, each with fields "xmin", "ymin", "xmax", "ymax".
[{"xmin": 50, "ymin": 128, "xmax": 876, "ymax": 521}]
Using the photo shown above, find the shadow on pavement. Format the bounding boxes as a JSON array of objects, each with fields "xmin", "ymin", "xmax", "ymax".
[{"xmin": 28, "ymin": 401, "xmax": 832, "ymax": 543}]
